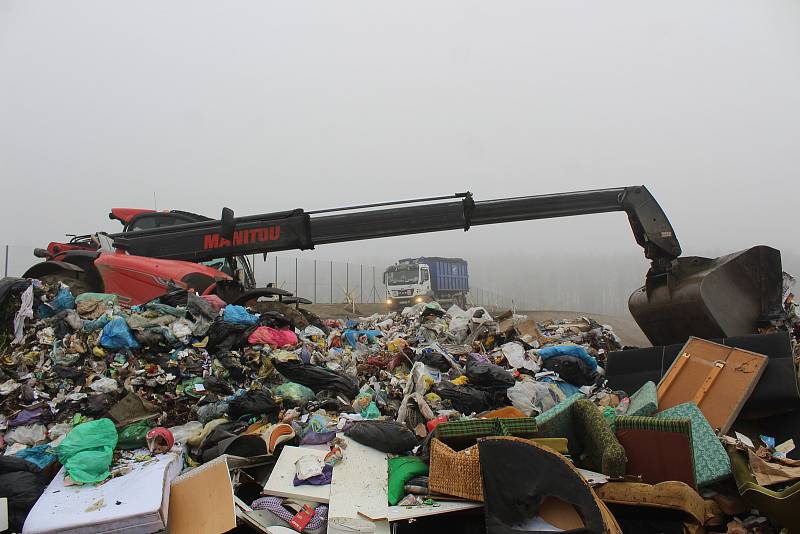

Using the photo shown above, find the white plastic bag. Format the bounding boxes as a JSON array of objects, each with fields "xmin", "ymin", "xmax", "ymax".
[
  {"xmin": 90, "ymin": 377, "xmax": 119, "ymax": 393},
  {"xmin": 507, "ymin": 380, "xmax": 565, "ymax": 416},
  {"xmin": 5, "ymin": 424, "xmax": 47, "ymax": 446},
  {"xmin": 170, "ymin": 318, "xmax": 194, "ymax": 344},
  {"xmin": 501, "ymin": 342, "xmax": 541, "ymax": 372},
  {"xmin": 168, "ymin": 421, "xmax": 203, "ymax": 444},
  {"xmin": 295, "ymin": 455, "xmax": 325, "ymax": 480}
]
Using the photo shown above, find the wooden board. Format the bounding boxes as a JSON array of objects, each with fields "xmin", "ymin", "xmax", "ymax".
[
  {"xmin": 386, "ymin": 501, "xmax": 482, "ymax": 521},
  {"xmin": 168, "ymin": 455, "xmax": 237, "ymax": 534},
  {"xmin": 327, "ymin": 437, "xmax": 390, "ymax": 534},
  {"xmin": 657, "ymin": 337, "xmax": 768, "ymax": 433},
  {"xmin": 261, "ymin": 446, "xmax": 331, "ymax": 503}
]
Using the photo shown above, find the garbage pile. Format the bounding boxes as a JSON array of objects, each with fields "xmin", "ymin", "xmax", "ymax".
[{"xmin": 1, "ymin": 277, "xmax": 798, "ymax": 533}]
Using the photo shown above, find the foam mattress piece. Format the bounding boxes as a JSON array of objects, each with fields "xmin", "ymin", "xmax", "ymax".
[{"xmin": 23, "ymin": 449, "xmax": 183, "ymax": 534}]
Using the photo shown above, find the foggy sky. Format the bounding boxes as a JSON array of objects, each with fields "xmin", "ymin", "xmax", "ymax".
[{"xmin": 2, "ymin": 1, "xmax": 799, "ymax": 314}]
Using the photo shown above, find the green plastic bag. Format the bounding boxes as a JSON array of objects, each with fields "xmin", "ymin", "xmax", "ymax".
[
  {"xmin": 116, "ymin": 420, "xmax": 153, "ymax": 450},
  {"xmin": 273, "ymin": 382, "xmax": 315, "ymax": 407},
  {"xmin": 53, "ymin": 418, "xmax": 118, "ymax": 484},
  {"xmin": 361, "ymin": 401, "xmax": 381, "ymax": 420},
  {"xmin": 387, "ymin": 456, "xmax": 429, "ymax": 505}
]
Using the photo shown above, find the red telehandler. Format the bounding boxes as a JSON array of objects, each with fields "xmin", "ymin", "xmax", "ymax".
[{"xmin": 20, "ymin": 187, "xmax": 784, "ymax": 346}]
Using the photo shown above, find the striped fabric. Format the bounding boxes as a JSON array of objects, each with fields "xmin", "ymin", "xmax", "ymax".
[
  {"xmin": 251, "ymin": 497, "xmax": 328, "ymax": 532},
  {"xmin": 497, "ymin": 417, "xmax": 539, "ymax": 439},
  {"xmin": 435, "ymin": 417, "xmax": 538, "ymax": 448},
  {"xmin": 616, "ymin": 415, "xmax": 691, "ymax": 434}
]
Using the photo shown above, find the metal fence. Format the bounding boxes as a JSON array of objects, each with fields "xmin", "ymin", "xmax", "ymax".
[
  {"xmin": 2, "ymin": 245, "xmax": 527, "ymax": 310},
  {"xmin": 248, "ymin": 255, "xmax": 524, "ymax": 309}
]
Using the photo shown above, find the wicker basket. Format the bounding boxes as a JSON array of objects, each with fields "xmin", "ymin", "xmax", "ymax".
[{"xmin": 428, "ymin": 438, "xmax": 484, "ymax": 502}]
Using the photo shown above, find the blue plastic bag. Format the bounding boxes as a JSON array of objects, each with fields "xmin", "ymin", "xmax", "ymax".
[
  {"xmin": 343, "ymin": 329, "xmax": 381, "ymax": 347},
  {"xmin": 223, "ymin": 305, "xmax": 259, "ymax": 326},
  {"xmin": 539, "ymin": 376, "xmax": 583, "ymax": 397},
  {"xmin": 83, "ymin": 314, "xmax": 111, "ymax": 333},
  {"xmin": 38, "ymin": 285, "xmax": 75, "ymax": 318},
  {"xmin": 16, "ymin": 443, "xmax": 58, "ymax": 469},
  {"xmin": 538, "ymin": 345, "xmax": 598, "ymax": 372},
  {"xmin": 99, "ymin": 317, "xmax": 140, "ymax": 350}
]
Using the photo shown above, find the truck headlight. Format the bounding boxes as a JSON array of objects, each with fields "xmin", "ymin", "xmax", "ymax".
[
  {"xmin": 386, "ymin": 299, "xmax": 393, "ymax": 305},
  {"xmin": 415, "ymin": 297, "xmax": 423, "ymax": 303}
]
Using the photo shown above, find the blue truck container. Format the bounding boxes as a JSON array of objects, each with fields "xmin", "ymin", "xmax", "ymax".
[
  {"xmin": 385, "ymin": 257, "xmax": 469, "ymax": 307},
  {"xmin": 403, "ymin": 257, "xmax": 469, "ymax": 294}
]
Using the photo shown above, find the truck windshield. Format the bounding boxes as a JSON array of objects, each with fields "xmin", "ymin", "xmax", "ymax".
[{"xmin": 387, "ymin": 269, "xmax": 419, "ymax": 285}]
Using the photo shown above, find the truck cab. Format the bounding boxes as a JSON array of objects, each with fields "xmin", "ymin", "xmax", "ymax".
[
  {"xmin": 384, "ymin": 257, "xmax": 468, "ymax": 309},
  {"xmin": 384, "ymin": 261, "xmax": 432, "ymax": 308}
]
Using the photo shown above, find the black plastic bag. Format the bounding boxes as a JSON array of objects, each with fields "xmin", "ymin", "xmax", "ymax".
[
  {"xmin": 157, "ymin": 286, "xmax": 189, "ymax": 307},
  {"xmin": 228, "ymin": 389, "xmax": 279, "ymax": 419},
  {"xmin": 134, "ymin": 328, "xmax": 170, "ymax": 349},
  {"xmin": 345, "ymin": 420, "xmax": 419, "ymax": 453},
  {"xmin": 258, "ymin": 310, "xmax": 293, "ymax": 329},
  {"xmin": 53, "ymin": 364, "xmax": 85, "ymax": 381},
  {"xmin": 83, "ymin": 393, "xmax": 112, "ymax": 416},
  {"xmin": 0, "ymin": 277, "xmax": 31, "ymax": 339},
  {"xmin": 0, "ymin": 456, "xmax": 47, "ymax": 533},
  {"xmin": 217, "ymin": 351, "xmax": 248, "ymax": 381},
  {"xmin": 417, "ymin": 351, "xmax": 451, "ymax": 372},
  {"xmin": 273, "ymin": 359, "xmax": 358, "ymax": 399},
  {"xmin": 206, "ymin": 318, "xmax": 256, "ymax": 352},
  {"xmin": 541, "ymin": 354, "xmax": 597, "ymax": 386},
  {"xmin": 465, "ymin": 360, "xmax": 515, "ymax": 390},
  {"xmin": 432, "ymin": 381, "xmax": 495, "ymax": 414},
  {"xmin": 203, "ymin": 375, "xmax": 234, "ymax": 395}
]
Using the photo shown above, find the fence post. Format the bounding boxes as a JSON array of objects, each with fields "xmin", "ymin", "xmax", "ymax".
[
  {"xmin": 360, "ymin": 264, "xmax": 363, "ymax": 303},
  {"xmin": 295, "ymin": 258, "xmax": 298, "ymax": 296},
  {"xmin": 330, "ymin": 261, "xmax": 333, "ymax": 304},
  {"xmin": 346, "ymin": 263, "xmax": 349, "ymax": 300},
  {"xmin": 274, "ymin": 256, "xmax": 278, "ymax": 286},
  {"xmin": 372, "ymin": 266, "xmax": 376, "ymax": 304},
  {"xmin": 314, "ymin": 260, "xmax": 317, "ymax": 303},
  {"xmin": 4, "ymin": 245, "xmax": 8, "ymax": 277}
]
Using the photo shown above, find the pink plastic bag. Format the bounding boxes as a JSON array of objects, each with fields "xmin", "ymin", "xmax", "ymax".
[{"xmin": 248, "ymin": 326, "xmax": 298, "ymax": 348}]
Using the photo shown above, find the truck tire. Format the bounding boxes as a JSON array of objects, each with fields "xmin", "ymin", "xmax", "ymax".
[{"xmin": 39, "ymin": 272, "xmax": 93, "ymax": 297}]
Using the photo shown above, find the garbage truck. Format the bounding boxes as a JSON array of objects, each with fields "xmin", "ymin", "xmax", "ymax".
[
  {"xmin": 384, "ymin": 257, "xmax": 468, "ymax": 309},
  {"xmin": 20, "ymin": 187, "xmax": 786, "ymax": 346}
]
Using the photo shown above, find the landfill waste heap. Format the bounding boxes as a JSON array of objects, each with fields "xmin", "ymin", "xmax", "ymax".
[{"xmin": 1, "ymin": 277, "xmax": 799, "ymax": 534}]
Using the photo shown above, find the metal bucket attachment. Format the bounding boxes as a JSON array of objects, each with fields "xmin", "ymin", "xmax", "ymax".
[{"xmin": 629, "ymin": 246, "xmax": 784, "ymax": 346}]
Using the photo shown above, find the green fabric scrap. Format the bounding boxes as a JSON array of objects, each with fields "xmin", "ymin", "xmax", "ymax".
[{"xmin": 388, "ymin": 456, "xmax": 429, "ymax": 505}]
